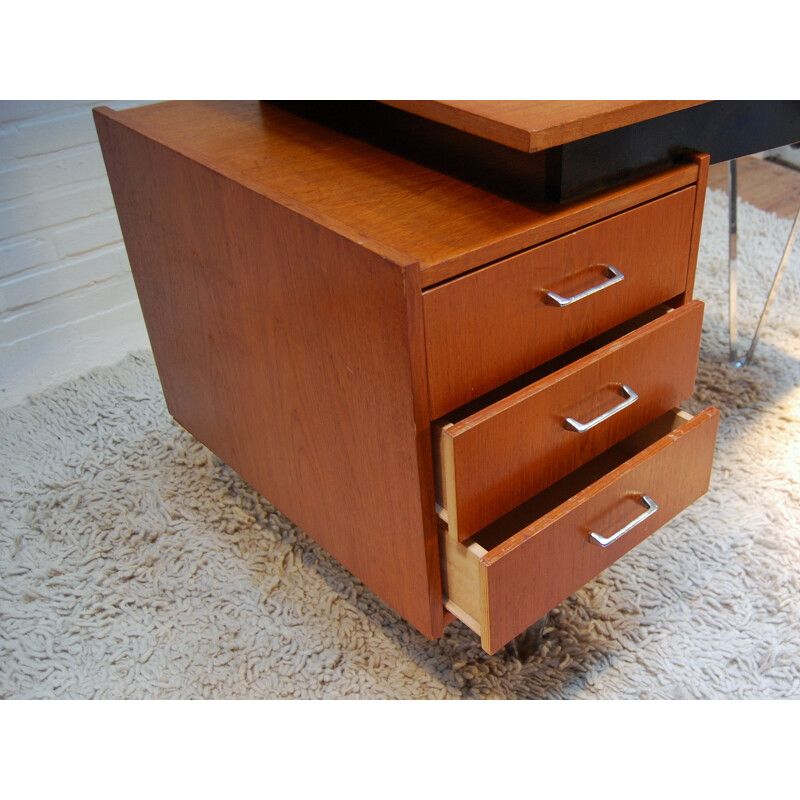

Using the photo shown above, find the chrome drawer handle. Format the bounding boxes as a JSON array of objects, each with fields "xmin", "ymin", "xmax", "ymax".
[
  {"xmin": 545, "ymin": 265, "xmax": 625, "ymax": 307},
  {"xmin": 589, "ymin": 495, "xmax": 659, "ymax": 547},
  {"xmin": 564, "ymin": 384, "xmax": 638, "ymax": 433}
]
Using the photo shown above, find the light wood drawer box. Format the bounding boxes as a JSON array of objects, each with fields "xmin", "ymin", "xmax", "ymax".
[
  {"xmin": 423, "ymin": 186, "xmax": 697, "ymax": 418},
  {"xmin": 441, "ymin": 407, "xmax": 720, "ymax": 654},
  {"xmin": 433, "ymin": 300, "xmax": 706, "ymax": 542}
]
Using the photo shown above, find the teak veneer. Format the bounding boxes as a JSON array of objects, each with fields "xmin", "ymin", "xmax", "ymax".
[
  {"xmin": 381, "ymin": 101, "xmax": 709, "ymax": 153},
  {"xmin": 94, "ymin": 100, "xmax": 719, "ymax": 654},
  {"xmin": 422, "ymin": 185, "xmax": 698, "ymax": 416}
]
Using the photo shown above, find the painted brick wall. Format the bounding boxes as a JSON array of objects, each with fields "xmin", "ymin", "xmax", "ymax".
[{"xmin": 0, "ymin": 100, "xmax": 156, "ymax": 407}]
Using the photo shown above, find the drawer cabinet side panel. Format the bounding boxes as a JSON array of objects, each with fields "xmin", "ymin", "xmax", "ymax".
[
  {"xmin": 94, "ymin": 108, "xmax": 444, "ymax": 639},
  {"xmin": 681, "ymin": 152, "xmax": 711, "ymax": 303}
]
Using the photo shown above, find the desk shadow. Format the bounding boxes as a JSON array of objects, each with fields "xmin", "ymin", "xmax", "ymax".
[{"xmin": 206, "ymin": 452, "xmax": 661, "ymax": 699}]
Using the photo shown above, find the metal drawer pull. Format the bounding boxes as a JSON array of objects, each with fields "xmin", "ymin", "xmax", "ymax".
[
  {"xmin": 564, "ymin": 384, "xmax": 638, "ymax": 433},
  {"xmin": 544, "ymin": 265, "xmax": 624, "ymax": 307},
  {"xmin": 589, "ymin": 495, "xmax": 659, "ymax": 547}
]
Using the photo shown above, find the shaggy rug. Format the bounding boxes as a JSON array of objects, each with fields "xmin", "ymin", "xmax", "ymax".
[{"xmin": 2, "ymin": 188, "xmax": 799, "ymax": 699}]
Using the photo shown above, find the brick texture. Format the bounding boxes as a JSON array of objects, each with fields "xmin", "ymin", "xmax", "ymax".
[{"xmin": 0, "ymin": 100, "xmax": 155, "ymax": 406}]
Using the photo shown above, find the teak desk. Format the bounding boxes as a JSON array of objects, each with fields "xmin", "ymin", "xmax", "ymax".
[{"xmin": 94, "ymin": 101, "xmax": 793, "ymax": 654}]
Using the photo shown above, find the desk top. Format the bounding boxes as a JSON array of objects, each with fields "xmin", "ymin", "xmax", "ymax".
[
  {"xmin": 96, "ymin": 100, "xmax": 699, "ymax": 287},
  {"xmin": 381, "ymin": 101, "xmax": 708, "ymax": 153}
]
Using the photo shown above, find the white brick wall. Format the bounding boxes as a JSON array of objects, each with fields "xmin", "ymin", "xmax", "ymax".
[{"xmin": 0, "ymin": 100, "xmax": 156, "ymax": 407}]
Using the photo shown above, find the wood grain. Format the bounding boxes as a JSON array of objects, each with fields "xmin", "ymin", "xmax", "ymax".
[
  {"xmin": 423, "ymin": 186, "xmax": 698, "ymax": 418},
  {"xmin": 99, "ymin": 100, "xmax": 698, "ymax": 289},
  {"xmin": 454, "ymin": 407, "xmax": 720, "ymax": 653},
  {"xmin": 435, "ymin": 301, "xmax": 705, "ymax": 541},
  {"xmin": 94, "ymin": 107, "xmax": 445, "ymax": 640},
  {"xmin": 439, "ymin": 529, "xmax": 485, "ymax": 634},
  {"xmin": 382, "ymin": 101, "xmax": 708, "ymax": 153},
  {"xmin": 680, "ymin": 153, "xmax": 711, "ymax": 304}
]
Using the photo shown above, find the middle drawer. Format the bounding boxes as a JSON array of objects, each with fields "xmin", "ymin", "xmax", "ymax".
[{"xmin": 432, "ymin": 300, "xmax": 705, "ymax": 541}]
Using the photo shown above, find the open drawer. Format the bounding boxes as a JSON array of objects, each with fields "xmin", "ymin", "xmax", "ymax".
[
  {"xmin": 440, "ymin": 407, "xmax": 719, "ymax": 654},
  {"xmin": 433, "ymin": 301, "xmax": 705, "ymax": 542}
]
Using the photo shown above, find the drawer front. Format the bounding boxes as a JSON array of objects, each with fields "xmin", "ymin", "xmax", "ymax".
[
  {"xmin": 435, "ymin": 301, "xmax": 705, "ymax": 541},
  {"xmin": 441, "ymin": 407, "xmax": 719, "ymax": 654},
  {"xmin": 423, "ymin": 187, "xmax": 697, "ymax": 419}
]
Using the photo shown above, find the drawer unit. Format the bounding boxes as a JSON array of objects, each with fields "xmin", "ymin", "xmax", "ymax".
[
  {"xmin": 440, "ymin": 408, "xmax": 720, "ymax": 654},
  {"xmin": 433, "ymin": 301, "xmax": 706, "ymax": 542},
  {"xmin": 423, "ymin": 186, "xmax": 697, "ymax": 418},
  {"xmin": 95, "ymin": 101, "xmax": 716, "ymax": 658}
]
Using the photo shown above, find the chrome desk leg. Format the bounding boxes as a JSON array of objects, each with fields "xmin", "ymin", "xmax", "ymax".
[
  {"xmin": 741, "ymin": 204, "xmax": 800, "ymax": 365},
  {"xmin": 729, "ymin": 159, "xmax": 739, "ymax": 365},
  {"xmin": 505, "ymin": 613, "xmax": 549, "ymax": 661},
  {"xmin": 727, "ymin": 158, "xmax": 800, "ymax": 367}
]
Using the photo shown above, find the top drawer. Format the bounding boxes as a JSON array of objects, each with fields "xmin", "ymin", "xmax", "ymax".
[{"xmin": 423, "ymin": 186, "xmax": 697, "ymax": 418}]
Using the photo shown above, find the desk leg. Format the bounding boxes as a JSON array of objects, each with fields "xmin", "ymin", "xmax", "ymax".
[
  {"xmin": 742, "ymin": 205, "xmax": 800, "ymax": 365},
  {"xmin": 728, "ymin": 157, "xmax": 800, "ymax": 367}
]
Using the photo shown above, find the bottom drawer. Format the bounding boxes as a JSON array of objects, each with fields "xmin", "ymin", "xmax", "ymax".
[{"xmin": 440, "ymin": 407, "xmax": 719, "ymax": 654}]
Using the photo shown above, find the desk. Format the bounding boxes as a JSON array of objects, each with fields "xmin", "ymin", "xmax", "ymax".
[{"xmin": 93, "ymin": 101, "xmax": 798, "ymax": 654}]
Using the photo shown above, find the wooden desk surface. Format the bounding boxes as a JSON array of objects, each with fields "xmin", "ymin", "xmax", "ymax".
[{"xmin": 381, "ymin": 101, "xmax": 708, "ymax": 153}]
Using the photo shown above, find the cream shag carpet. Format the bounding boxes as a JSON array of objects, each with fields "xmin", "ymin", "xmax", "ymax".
[{"xmin": 2, "ymin": 189, "xmax": 800, "ymax": 699}]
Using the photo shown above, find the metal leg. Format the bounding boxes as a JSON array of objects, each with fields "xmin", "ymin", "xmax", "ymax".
[
  {"xmin": 742, "ymin": 205, "xmax": 800, "ymax": 365},
  {"xmin": 728, "ymin": 157, "xmax": 800, "ymax": 367},
  {"xmin": 505, "ymin": 613, "xmax": 549, "ymax": 661}
]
